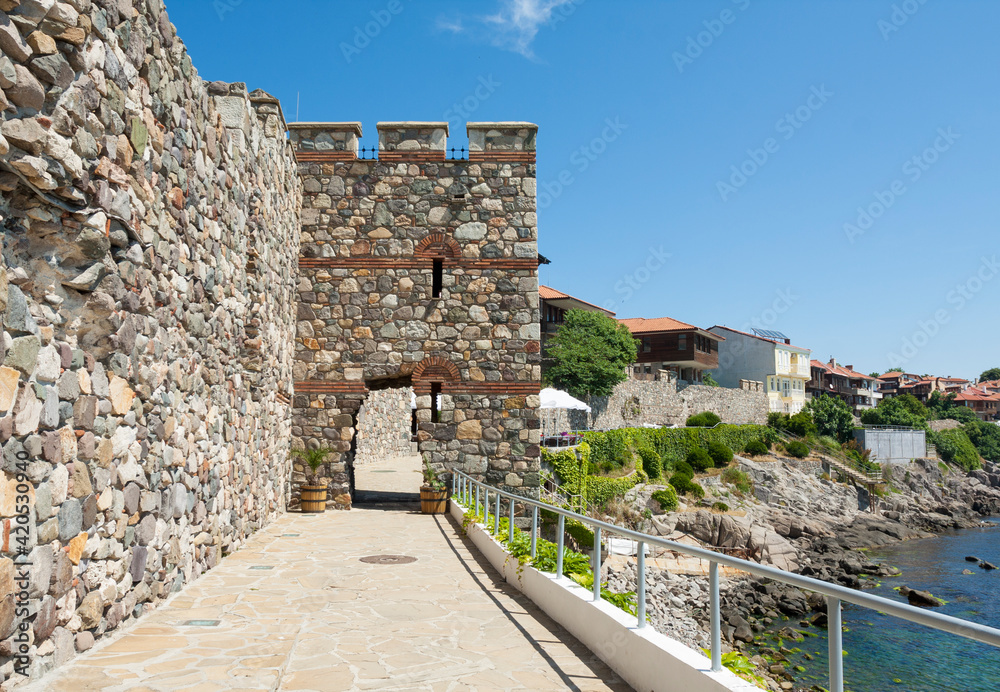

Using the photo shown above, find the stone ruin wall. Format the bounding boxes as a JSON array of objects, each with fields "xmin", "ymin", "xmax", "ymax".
[
  {"xmin": 290, "ymin": 122, "xmax": 542, "ymax": 508},
  {"xmin": 584, "ymin": 379, "xmax": 768, "ymax": 431},
  {"xmin": 0, "ymin": 0, "xmax": 300, "ymax": 684},
  {"xmin": 353, "ymin": 385, "xmax": 415, "ymax": 467}
]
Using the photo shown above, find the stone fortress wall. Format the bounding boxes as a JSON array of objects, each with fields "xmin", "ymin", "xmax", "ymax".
[
  {"xmin": 0, "ymin": 0, "xmax": 300, "ymax": 684},
  {"xmin": 289, "ymin": 122, "xmax": 542, "ymax": 508},
  {"xmin": 587, "ymin": 378, "xmax": 768, "ymax": 431},
  {"xmin": 353, "ymin": 385, "xmax": 415, "ymax": 467}
]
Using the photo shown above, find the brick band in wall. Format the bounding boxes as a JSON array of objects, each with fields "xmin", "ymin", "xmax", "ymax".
[
  {"xmin": 294, "ymin": 381, "xmax": 370, "ymax": 394},
  {"xmin": 294, "ymin": 151, "xmax": 359, "ymax": 162},
  {"xmin": 469, "ymin": 152, "xmax": 536, "ymax": 163},
  {"xmin": 298, "ymin": 257, "xmax": 540, "ymax": 270}
]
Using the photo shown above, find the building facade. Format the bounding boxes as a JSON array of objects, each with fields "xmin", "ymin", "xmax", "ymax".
[
  {"xmin": 807, "ymin": 359, "xmax": 882, "ymax": 410},
  {"xmin": 620, "ymin": 317, "xmax": 722, "ymax": 383},
  {"xmin": 708, "ymin": 326, "xmax": 811, "ymax": 413},
  {"xmin": 289, "ymin": 122, "xmax": 542, "ymax": 509}
]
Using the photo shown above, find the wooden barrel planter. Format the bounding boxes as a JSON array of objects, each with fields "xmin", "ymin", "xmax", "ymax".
[
  {"xmin": 420, "ymin": 487, "xmax": 449, "ymax": 514},
  {"xmin": 300, "ymin": 485, "xmax": 328, "ymax": 513}
]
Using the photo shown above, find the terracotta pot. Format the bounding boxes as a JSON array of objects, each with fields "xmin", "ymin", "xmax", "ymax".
[
  {"xmin": 301, "ymin": 484, "xmax": 328, "ymax": 513},
  {"xmin": 420, "ymin": 486, "xmax": 449, "ymax": 514}
]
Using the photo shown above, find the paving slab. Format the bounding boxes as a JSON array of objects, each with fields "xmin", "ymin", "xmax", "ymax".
[{"xmin": 25, "ymin": 507, "xmax": 631, "ymax": 691}]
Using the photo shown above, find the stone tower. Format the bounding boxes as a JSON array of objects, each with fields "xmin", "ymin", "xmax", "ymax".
[{"xmin": 289, "ymin": 122, "xmax": 541, "ymax": 508}]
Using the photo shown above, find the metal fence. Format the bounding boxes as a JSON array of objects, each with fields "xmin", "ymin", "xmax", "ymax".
[{"xmin": 450, "ymin": 470, "xmax": 1000, "ymax": 692}]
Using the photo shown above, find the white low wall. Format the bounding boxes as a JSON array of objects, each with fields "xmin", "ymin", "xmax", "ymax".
[{"xmin": 449, "ymin": 502, "xmax": 758, "ymax": 692}]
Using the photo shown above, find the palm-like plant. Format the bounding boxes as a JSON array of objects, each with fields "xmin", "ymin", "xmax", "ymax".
[{"xmin": 292, "ymin": 447, "xmax": 334, "ymax": 485}]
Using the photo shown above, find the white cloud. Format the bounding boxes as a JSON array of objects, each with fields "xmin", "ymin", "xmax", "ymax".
[{"xmin": 440, "ymin": 0, "xmax": 579, "ymax": 59}]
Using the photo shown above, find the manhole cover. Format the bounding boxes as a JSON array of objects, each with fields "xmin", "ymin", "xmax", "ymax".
[
  {"xmin": 371, "ymin": 470, "xmax": 396, "ymax": 473},
  {"xmin": 359, "ymin": 555, "xmax": 417, "ymax": 565}
]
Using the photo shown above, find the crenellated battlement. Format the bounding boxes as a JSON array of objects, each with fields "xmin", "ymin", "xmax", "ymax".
[{"xmin": 288, "ymin": 121, "xmax": 537, "ymax": 163}]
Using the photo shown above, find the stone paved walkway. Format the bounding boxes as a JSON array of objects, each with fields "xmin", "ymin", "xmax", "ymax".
[
  {"xmin": 353, "ymin": 454, "xmax": 423, "ymax": 503},
  {"xmin": 26, "ymin": 506, "xmax": 631, "ymax": 691}
]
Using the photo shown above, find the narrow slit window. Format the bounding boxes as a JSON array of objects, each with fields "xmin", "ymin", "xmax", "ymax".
[
  {"xmin": 430, "ymin": 382, "xmax": 442, "ymax": 423},
  {"xmin": 432, "ymin": 259, "xmax": 443, "ymax": 298}
]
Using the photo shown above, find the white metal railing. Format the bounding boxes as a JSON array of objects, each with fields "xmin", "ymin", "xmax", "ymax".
[{"xmin": 450, "ymin": 471, "xmax": 1000, "ymax": 692}]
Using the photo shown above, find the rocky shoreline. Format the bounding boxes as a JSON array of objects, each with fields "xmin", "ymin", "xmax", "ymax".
[{"xmin": 604, "ymin": 453, "xmax": 1000, "ymax": 690}]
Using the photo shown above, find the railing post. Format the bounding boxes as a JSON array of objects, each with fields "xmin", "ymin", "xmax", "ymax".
[
  {"xmin": 508, "ymin": 496, "xmax": 515, "ymax": 544},
  {"xmin": 710, "ymin": 561, "xmax": 721, "ymax": 672},
  {"xmin": 494, "ymin": 491, "xmax": 500, "ymax": 536},
  {"xmin": 483, "ymin": 488, "xmax": 489, "ymax": 526},
  {"xmin": 452, "ymin": 473, "xmax": 457, "ymax": 498},
  {"xmin": 592, "ymin": 526, "xmax": 602, "ymax": 602},
  {"xmin": 828, "ymin": 596, "xmax": 844, "ymax": 692},
  {"xmin": 637, "ymin": 541, "xmax": 646, "ymax": 628},
  {"xmin": 530, "ymin": 505, "xmax": 538, "ymax": 559},
  {"xmin": 476, "ymin": 483, "xmax": 481, "ymax": 518},
  {"xmin": 556, "ymin": 514, "xmax": 565, "ymax": 579}
]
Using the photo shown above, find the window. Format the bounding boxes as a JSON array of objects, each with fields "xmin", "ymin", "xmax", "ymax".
[
  {"xmin": 432, "ymin": 259, "xmax": 443, "ymax": 298},
  {"xmin": 642, "ymin": 337, "xmax": 651, "ymax": 353},
  {"xmin": 678, "ymin": 334, "xmax": 687, "ymax": 351},
  {"xmin": 430, "ymin": 382, "xmax": 441, "ymax": 423}
]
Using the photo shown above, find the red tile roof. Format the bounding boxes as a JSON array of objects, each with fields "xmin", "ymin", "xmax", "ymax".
[
  {"xmin": 955, "ymin": 387, "xmax": 1000, "ymax": 402},
  {"xmin": 810, "ymin": 360, "xmax": 875, "ymax": 381},
  {"xmin": 619, "ymin": 316, "xmax": 698, "ymax": 334},
  {"xmin": 538, "ymin": 285, "xmax": 614, "ymax": 315},
  {"xmin": 708, "ymin": 325, "xmax": 809, "ymax": 352}
]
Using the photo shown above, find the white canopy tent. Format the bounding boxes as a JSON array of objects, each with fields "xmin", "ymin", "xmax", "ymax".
[{"xmin": 539, "ymin": 388, "xmax": 591, "ymax": 412}]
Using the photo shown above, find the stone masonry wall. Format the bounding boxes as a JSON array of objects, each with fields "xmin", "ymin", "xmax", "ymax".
[
  {"xmin": 290, "ymin": 122, "xmax": 541, "ymax": 508},
  {"xmin": 588, "ymin": 379, "xmax": 768, "ymax": 431},
  {"xmin": 354, "ymin": 386, "xmax": 415, "ymax": 466},
  {"xmin": 0, "ymin": 0, "xmax": 300, "ymax": 685}
]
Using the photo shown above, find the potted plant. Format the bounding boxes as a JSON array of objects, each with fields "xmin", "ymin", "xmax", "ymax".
[
  {"xmin": 292, "ymin": 447, "xmax": 334, "ymax": 513},
  {"xmin": 420, "ymin": 460, "xmax": 449, "ymax": 514}
]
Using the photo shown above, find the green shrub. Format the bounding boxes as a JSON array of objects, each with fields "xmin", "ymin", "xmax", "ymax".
[
  {"xmin": 787, "ymin": 411, "xmax": 817, "ymax": 437},
  {"xmin": 687, "ymin": 411, "xmax": 722, "ymax": 427},
  {"xmin": 675, "ymin": 459, "xmax": 694, "ymax": 476},
  {"xmin": 669, "ymin": 472, "xmax": 695, "ymax": 495},
  {"xmin": 583, "ymin": 424, "xmax": 774, "ymax": 476},
  {"xmin": 744, "ymin": 440, "xmax": 768, "ymax": 457},
  {"xmin": 651, "ymin": 486, "xmax": 678, "ymax": 512},
  {"xmin": 565, "ymin": 519, "xmax": 594, "ymax": 549},
  {"xmin": 768, "ymin": 411, "xmax": 789, "ymax": 430},
  {"xmin": 687, "ymin": 447, "xmax": 713, "ymax": 472},
  {"xmin": 689, "ymin": 481, "xmax": 705, "ymax": 499},
  {"xmin": 707, "ymin": 441, "xmax": 733, "ymax": 467},
  {"xmin": 712, "ymin": 501, "xmax": 730, "ymax": 512},
  {"xmin": 933, "ymin": 429, "xmax": 982, "ymax": 472},
  {"xmin": 637, "ymin": 445, "xmax": 662, "ymax": 479},
  {"xmin": 721, "ymin": 466, "xmax": 753, "ymax": 495},
  {"xmin": 786, "ymin": 440, "xmax": 810, "ymax": 458}
]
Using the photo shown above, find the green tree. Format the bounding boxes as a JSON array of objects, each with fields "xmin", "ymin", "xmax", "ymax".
[
  {"xmin": 979, "ymin": 367, "xmax": 1000, "ymax": 382},
  {"xmin": 545, "ymin": 310, "xmax": 638, "ymax": 399},
  {"xmin": 933, "ymin": 428, "xmax": 981, "ymax": 471},
  {"xmin": 805, "ymin": 394, "xmax": 855, "ymax": 441},
  {"xmin": 860, "ymin": 395, "xmax": 929, "ymax": 430},
  {"xmin": 702, "ymin": 372, "xmax": 721, "ymax": 387},
  {"xmin": 965, "ymin": 420, "xmax": 1000, "ymax": 463}
]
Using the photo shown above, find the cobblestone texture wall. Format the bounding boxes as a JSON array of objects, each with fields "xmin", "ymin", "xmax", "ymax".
[
  {"xmin": 587, "ymin": 379, "xmax": 768, "ymax": 430},
  {"xmin": 0, "ymin": 0, "xmax": 299, "ymax": 685},
  {"xmin": 354, "ymin": 386, "xmax": 415, "ymax": 466},
  {"xmin": 290, "ymin": 122, "xmax": 541, "ymax": 508}
]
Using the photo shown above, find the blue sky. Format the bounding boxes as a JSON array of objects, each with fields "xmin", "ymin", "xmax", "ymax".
[{"xmin": 168, "ymin": 0, "xmax": 999, "ymax": 380}]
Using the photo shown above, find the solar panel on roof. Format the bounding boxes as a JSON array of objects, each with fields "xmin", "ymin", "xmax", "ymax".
[{"xmin": 751, "ymin": 328, "xmax": 789, "ymax": 340}]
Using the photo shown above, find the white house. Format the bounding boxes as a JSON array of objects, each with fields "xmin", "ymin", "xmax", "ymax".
[{"xmin": 707, "ymin": 326, "xmax": 811, "ymax": 414}]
